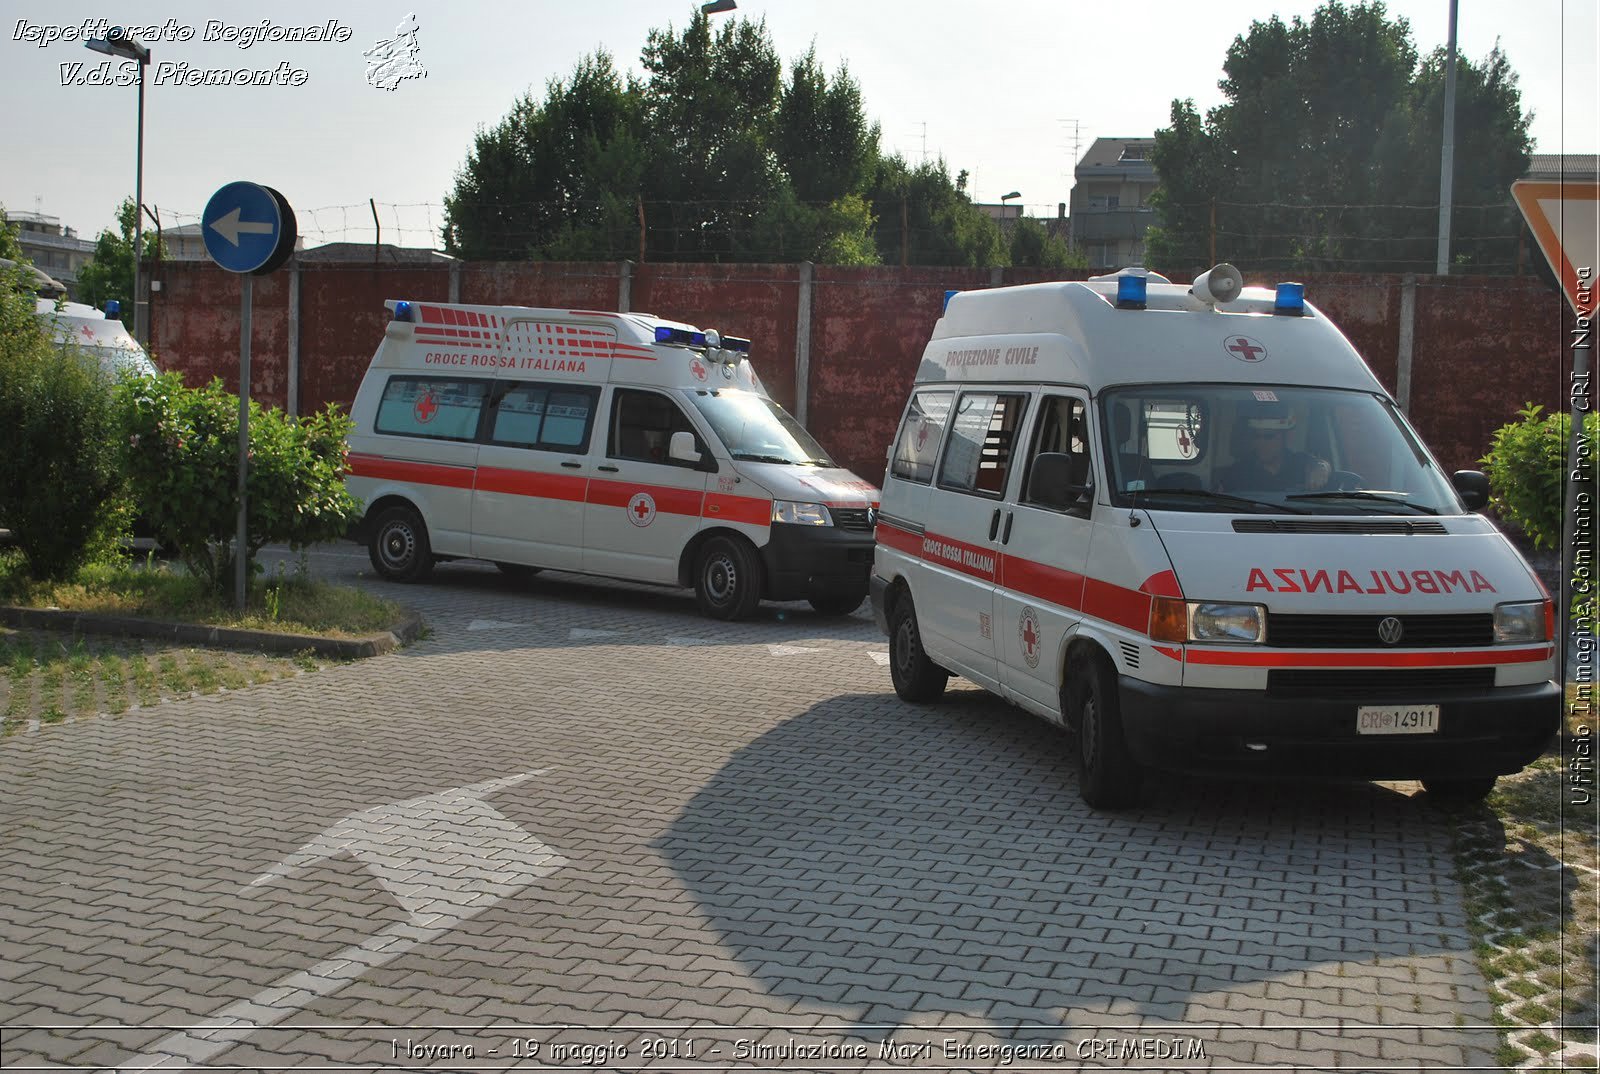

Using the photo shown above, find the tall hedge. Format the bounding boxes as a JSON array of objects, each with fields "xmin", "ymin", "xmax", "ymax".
[{"xmin": 0, "ymin": 269, "xmax": 129, "ymax": 579}]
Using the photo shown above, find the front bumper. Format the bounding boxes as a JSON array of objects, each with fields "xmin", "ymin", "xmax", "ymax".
[
  {"xmin": 760, "ymin": 522, "xmax": 875, "ymax": 602},
  {"xmin": 1118, "ymin": 677, "xmax": 1560, "ymax": 780}
]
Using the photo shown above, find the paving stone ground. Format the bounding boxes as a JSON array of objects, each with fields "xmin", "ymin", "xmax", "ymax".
[{"xmin": 0, "ymin": 543, "xmax": 1507, "ymax": 1071}]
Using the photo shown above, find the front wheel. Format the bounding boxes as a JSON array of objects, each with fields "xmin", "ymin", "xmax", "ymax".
[
  {"xmin": 809, "ymin": 590, "xmax": 866, "ymax": 617},
  {"xmin": 694, "ymin": 536, "xmax": 763, "ymax": 620},
  {"xmin": 368, "ymin": 505, "xmax": 434, "ymax": 583},
  {"xmin": 888, "ymin": 591, "xmax": 947, "ymax": 702},
  {"xmin": 1068, "ymin": 654, "xmax": 1142, "ymax": 809}
]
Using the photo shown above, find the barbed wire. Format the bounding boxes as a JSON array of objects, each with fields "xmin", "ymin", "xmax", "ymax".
[{"xmin": 142, "ymin": 196, "xmax": 1536, "ymax": 274}]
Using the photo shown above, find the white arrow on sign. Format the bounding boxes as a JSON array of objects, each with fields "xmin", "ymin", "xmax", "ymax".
[
  {"xmin": 209, "ymin": 206, "xmax": 276, "ymax": 247},
  {"xmin": 119, "ymin": 772, "xmax": 566, "ymax": 1072}
]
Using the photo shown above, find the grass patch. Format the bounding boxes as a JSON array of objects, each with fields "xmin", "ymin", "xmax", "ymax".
[{"xmin": 0, "ymin": 550, "xmax": 403, "ymax": 639}]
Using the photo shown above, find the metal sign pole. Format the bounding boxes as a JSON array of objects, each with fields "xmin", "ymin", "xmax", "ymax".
[{"xmin": 236, "ymin": 275, "xmax": 252, "ymax": 611}]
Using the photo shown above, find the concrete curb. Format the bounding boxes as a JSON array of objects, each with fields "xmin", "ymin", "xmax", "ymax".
[{"xmin": 0, "ymin": 606, "xmax": 425, "ymax": 659}]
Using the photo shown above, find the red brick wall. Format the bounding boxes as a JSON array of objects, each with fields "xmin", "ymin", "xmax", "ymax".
[{"xmin": 147, "ymin": 260, "xmax": 1570, "ymax": 484}]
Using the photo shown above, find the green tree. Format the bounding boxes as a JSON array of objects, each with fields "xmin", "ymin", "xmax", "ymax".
[
  {"xmin": 867, "ymin": 156, "xmax": 1004, "ymax": 267},
  {"xmin": 76, "ymin": 198, "xmax": 164, "ymax": 310},
  {"xmin": 0, "ymin": 208, "xmax": 26, "ymax": 263},
  {"xmin": 442, "ymin": 52, "xmax": 645, "ymax": 260},
  {"xmin": 442, "ymin": 7, "xmax": 992, "ymax": 265},
  {"xmin": 1010, "ymin": 216, "xmax": 1086, "ymax": 270},
  {"xmin": 1147, "ymin": 1, "xmax": 1531, "ymax": 274}
]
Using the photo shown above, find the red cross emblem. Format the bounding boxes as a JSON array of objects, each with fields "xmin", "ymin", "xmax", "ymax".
[
  {"xmin": 413, "ymin": 390, "xmax": 438, "ymax": 423},
  {"xmin": 1177, "ymin": 426, "xmax": 1195, "ymax": 457},
  {"xmin": 915, "ymin": 420, "xmax": 931, "ymax": 451},
  {"xmin": 627, "ymin": 491, "xmax": 656, "ymax": 527},
  {"xmin": 1226, "ymin": 336, "xmax": 1267, "ymax": 362},
  {"xmin": 690, "ymin": 358, "xmax": 707, "ymax": 381},
  {"xmin": 1019, "ymin": 607, "xmax": 1041, "ymax": 668},
  {"xmin": 79, "ymin": 325, "xmax": 96, "ymax": 340}
]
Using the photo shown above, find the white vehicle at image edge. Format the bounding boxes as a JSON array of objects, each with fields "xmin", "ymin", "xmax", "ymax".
[
  {"xmin": 345, "ymin": 300, "xmax": 879, "ymax": 620},
  {"xmin": 870, "ymin": 265, "xmax": 1560, "ymax": 808}
]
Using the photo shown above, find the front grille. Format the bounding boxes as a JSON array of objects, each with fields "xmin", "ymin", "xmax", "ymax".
[
  {"xmin": 1233, "ymin": 519, "xmax": 1448, "ymax": 535},
  {"xmin": 832, "ymin": 507, "xmax": 874, "ymax": 532},
  {"xmin": 1267, "ymin": 667, "xmax": 1495, "ymax": 699},
  {"xmin": 1267, "ymin": 613, "xmax": 1493, "ymax": 648}
]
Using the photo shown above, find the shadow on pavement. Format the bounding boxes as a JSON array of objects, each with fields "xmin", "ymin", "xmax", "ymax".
[{"xmin": 656, "ymin": 690, "xmax": 1472, "ymax": 1039}]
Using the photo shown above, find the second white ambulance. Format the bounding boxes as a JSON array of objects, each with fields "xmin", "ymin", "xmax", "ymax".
[
  {"xmin": 871, "ymin": 266, "xmax": 1559, "ymax": 807},
  {"xmin": 346, "ymin": 300, "xmax": 878, "ymax": 619}
]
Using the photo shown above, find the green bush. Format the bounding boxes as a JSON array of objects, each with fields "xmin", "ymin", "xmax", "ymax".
[
  {"xmin": 0, "ymin": 265, "xmax": 130, "ymax": 580},
  {"xmin": 118, "ymin": 373, "xmax": 361, "ymax": 592},
  {"xmin": 1481, "ymin": 404, "xmax": 1598, "ymax": 550}
]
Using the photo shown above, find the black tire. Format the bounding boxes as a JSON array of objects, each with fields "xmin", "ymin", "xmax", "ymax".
[
  {"xmin": 888, "ymin": 590, "xmax": 948, "ymax": 702},
  {"xmin": 809, "ymin": 590, "xmax": 866, "ymax": 617},
  {"xmin": 495, "ymin": 561, "xmax": 543, "ymax": 581},
  {"xmin": 1068, "ymin": 653, "xmax": 1142, "ymax": 809},
  {"xmin": 694, "ymin": 536, "xmax": 763, "ymax": 620},
  {"xmin": 1421, "ymin": 776, "xmax": 1497, "ymax": 803},
  {"xmin": 368, "ymin": 504, "xmax": 434, "ymax": 583}
]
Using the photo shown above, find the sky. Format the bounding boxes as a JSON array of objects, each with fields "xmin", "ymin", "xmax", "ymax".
[{"xmin": 3, "ymin": 0, "xmax": 1596, "ymax": 246}]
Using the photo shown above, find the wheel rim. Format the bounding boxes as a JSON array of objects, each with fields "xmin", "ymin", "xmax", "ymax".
[
  {"xmin": 893, "ymin": 617, "xmax": 916, "ymax": 678},
  {"xmin": 703, "ymin": 552, "xmax": 736, "ymax": 604},
  {"xmin": 1081, "ymin": 694, "xmax": 1100, "ymax": 769},
  {"xmin": 379, "ymin": 522, "xmax": 414, "ymax": 571}
]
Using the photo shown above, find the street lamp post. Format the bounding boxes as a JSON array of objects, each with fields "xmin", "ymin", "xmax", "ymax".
[
  {"xmin": 85, "ymin": 27, "xmax": 150, "ymax": 342},
  {"xmin": 1001, "ymin": 191, "xmax": 1021, "ymax": 236}
]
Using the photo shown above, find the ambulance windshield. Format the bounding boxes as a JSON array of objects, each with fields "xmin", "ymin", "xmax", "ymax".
[
  {"xmin": 687, "ymin": 389, "xmax": 834, "ymax": 466},
  {"xmin": 1100, "ymin": 385, "xmax": 1461, "ymax": 515}
]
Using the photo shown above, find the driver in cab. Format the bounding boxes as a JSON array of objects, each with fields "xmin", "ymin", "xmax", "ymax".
[{"xmin": 1217, "ymin": 401, "xmax": 1331, "ymax": 494}]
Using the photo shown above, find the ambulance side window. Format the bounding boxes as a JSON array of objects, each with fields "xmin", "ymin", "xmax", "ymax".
[
  {"xmin": 609, "ymin": 388, "xmax": 701, "ymax": 466},
  {"xmin": 488, "ymin": 383, "xmax": 600, "ymax": 452},
  {"xmin": 937, "ymin": 392, "xmax": 1029, "ymax": 498},
  {"xmin": 375, "ymin": 376, "xmax": 491, "ymax": 442},
  {"xmin": 890, "ymin": 391, "xmax": 954, "ymax": 484},
  {"xmin": 1021, "ymin": 395, "xmax": 1093, "ymax": 513}
]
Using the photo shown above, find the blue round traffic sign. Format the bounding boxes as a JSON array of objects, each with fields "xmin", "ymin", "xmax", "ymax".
[{"xmin": 202, "ymin": 182, "xmax": 297, "ymax": 275}]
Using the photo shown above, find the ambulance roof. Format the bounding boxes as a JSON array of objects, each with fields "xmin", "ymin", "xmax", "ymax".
[
  {"xmin": 377, "ymin": 300, "xmax": 765, "ymax": 396},
  {"xmin": 921, "ymin": 277, "xmax": 1386, "ymax": 396}
]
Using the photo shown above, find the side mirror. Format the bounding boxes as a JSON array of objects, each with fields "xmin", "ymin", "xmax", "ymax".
[
  {"xmin": 1029, "ymin": 452, "xmax": 1091, "ymax": 511},
  {"xmin": 668, "ymin": 430, "xmax": 702, "ymax": 464},
  {"xmin": 1452, "ymin": 469, "xmax": 1490, "ymax": 511}
]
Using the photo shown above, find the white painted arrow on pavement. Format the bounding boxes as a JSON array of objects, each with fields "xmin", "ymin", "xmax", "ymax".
[
  {"xmin": 209, "ymin": 206, "xmax": 275, "ymax": 247},
  {"xmin": 766, "ymin": 643, "xmax": 820, "ymax": 656},
  {"xmin": 119, "ymin": 771, "xmax": 565, "ymax": 1072}
]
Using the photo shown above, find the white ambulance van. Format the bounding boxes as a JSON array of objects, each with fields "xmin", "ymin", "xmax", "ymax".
[
  {"xmin": 346, "ymin": 300, "xmax": 879, "ymax": 619},
  {"xmin": 871, "ymin": 265, "xmax": 1559, "ymax": 808}
]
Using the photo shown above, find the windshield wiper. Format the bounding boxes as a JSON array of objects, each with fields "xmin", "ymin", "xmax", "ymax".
[
  {"xmin": 730, "ymin": 452, "xmax": 795, "ymax": 464},
  {"xmin": 1130, "ymin": 487, "xmax": 1310, "ymax": 514},
  {"xmin": 1286, "ymin": 490, "xmax": 1439, "ymax": 514}
]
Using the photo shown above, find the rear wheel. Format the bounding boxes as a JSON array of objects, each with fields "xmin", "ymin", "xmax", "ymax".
[
  {"xmin": 1067, "ymin": 653, "xmax": 1142, "ymax": 809},
  {"xmin": 809, "ymin": 590, "xmax": 866, "ymax": 616},
  {"xmin": 888, "ymin": 590, "xmax": 948, "ymax": 702},
  {"xmin": 495, "ymin": 562, "xmax": 542, "ymax": 581},
  {"xmin": 694, "ymin": 536, "xmax": 763, "ymax": 620},
  {"xmin": 1421, "ymin": 776, "xmax": 1496, "ymax": 804},
  {"xmin": 368, "ymin": 505, "xmax": 434, "ymax": 583}
]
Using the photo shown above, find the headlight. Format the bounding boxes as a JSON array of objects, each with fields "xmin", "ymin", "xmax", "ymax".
[
  {"xmin": 772, "ymin": 500, "xmax": 832, "ymax": 526},
  {"xmin": 1494, "ymin": 600, "xmax": 1550, "ymax": 643},
  {"xmin": 1148, "ymin": 599, "xmax": 1265, "ymax": 643},
  {"xmin": 1187, "ymin": 602, "xmax": 1266, "ymax": 644}
]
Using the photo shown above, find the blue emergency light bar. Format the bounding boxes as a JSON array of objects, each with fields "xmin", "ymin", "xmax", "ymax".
[
  {"xmin": 721, "ymin": 335, "xmax": 751, "ymax": 354},
  {"xmin": 392, "ymin": 300, "xmax": 415, "ymax": 322},
  {"xmin": 1116, "ymin": 273, "xmax": 1147, "ymax": 309},
  {"xmin": 1274, "ymin": 282, "xmax": 1305, "ymax": 315},
  {"xmin": 943, "ymin": 290, "xmax": 960, "ymax": 312},
  {"xmin": 655, "ymin": 326, "xmax": 708, "ymax": 348},
  {"xmin": 103, "ymin": 299, "xmax": 121, "ymax": 318}
]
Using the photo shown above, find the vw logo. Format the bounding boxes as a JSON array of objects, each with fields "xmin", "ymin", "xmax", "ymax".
[{"xmin": 1377, "ymin": 616, "xmax": 1405, "ymax": 645}]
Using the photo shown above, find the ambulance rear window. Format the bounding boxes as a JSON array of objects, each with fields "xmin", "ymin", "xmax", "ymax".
[{"xmin": 891, "ymin": 391, "xmax": 953, "ymax": 484}]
